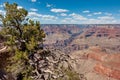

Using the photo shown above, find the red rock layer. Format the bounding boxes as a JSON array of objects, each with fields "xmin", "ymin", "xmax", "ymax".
[
  {"xmin": 85, "ymin": 27, "xmax": 120, "ymax": 38},
  {"xmin": 87, "ymin": 47, "xmax": 120, "ymax": 80},
  {"xmin": 94, "ymin": 63, "xmax": 120, "ymax": 79}
]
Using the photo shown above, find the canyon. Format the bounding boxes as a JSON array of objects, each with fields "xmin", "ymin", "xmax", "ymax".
[
  {"xmin": 42, "ymin": 24, "xmax": 120, "ymax": 54},
  {"xmin": 42, "ymin": 24, "xmax": 120, "ymax": 80},
  {"xmin": 70, "ymin": 46, "xmax": 120, "ymax": 80},
  {"xmin": 0, "ymin": 24, "xmax": 120, "ymax": 80}
]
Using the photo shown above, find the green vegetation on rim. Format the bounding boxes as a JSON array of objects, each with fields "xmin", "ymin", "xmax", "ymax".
[{"xmin": 0, "ymin": 2, "xmax": 45, "ymax": 80}]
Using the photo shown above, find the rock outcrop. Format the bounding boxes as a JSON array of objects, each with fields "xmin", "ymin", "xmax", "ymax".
[
  {"xmin": 27, "ymin": 49, "xmax": 86, "ymax": 80},
  {"xmin": 70, "ymin": 46, "xmax": 120, "ymax": 80},
  {"xmin": 43, "ymin": 25, "xmax": 120, "ymax": 54},
  {"xmin": 88, "ymin": 47, "xmax": 120, "ymax": 80},
  {"xmin": 84, "ymin": 27, "xmax": 120, "ymax": 38}
]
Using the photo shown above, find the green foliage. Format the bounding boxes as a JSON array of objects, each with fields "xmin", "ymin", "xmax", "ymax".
[
  {"xmin": 0, "ymin": 2, "xmax": 45, "ymax": 80},
  {"xmin": 65, "ymin": 69, "xmax": 80, "ymax": 80},
  {"xmin": 53, "ymin": 67, "xmax": 80, "ymax": 80},
  {"xmin": 3, "ymin": 2, "xmax": 28, "ymax": 27}
]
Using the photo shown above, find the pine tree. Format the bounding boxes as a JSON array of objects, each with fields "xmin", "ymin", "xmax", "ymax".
[{"xmin": 0, "ymin": 2, "xmax": 45, "ymax": 80}]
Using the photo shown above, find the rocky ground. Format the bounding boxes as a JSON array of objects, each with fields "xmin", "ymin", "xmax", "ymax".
[{"xmin": 0, "ymin": 45, "xmax": 86, "ymax": 80}]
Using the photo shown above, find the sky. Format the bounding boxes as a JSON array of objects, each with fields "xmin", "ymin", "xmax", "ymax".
[{"xmin": 0, "ymin": 0, "xmax": 120, "ymax": 24}]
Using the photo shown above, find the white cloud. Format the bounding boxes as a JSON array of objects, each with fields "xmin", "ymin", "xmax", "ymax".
[
  {"xmin": 60, "ymin": 13, "xmax": 67, "ymax": 16},
  {"xmin": 42, "ymin": 15, "xmax": 58, "ymax": 20},
  {"xmin": 60, "ymin": 13, "xmax": 118, "ymax": 24},
  {"xmin": 104, "ymin": 12, "xmax": 112, "ymax": 16},
  {"xmin": 51, "ymin": 8, "xmax": 69, "ymax": 13},
  {"xmin": 93, "ymin": 12, "xmax": 102, "ymax": 15},
  {"xmin": 69, "ymin": 13, "xmax": 87, "ymax": 20},
  {"xmin": 30, "ymin": 8, "xmax": 38, "ymax": 12},
  {"xmin": 61, "ymin": 19, "xmax": 67, "ymax": 23},
  {"xmin": 28, "ymin": 11, "xmax": 119, "ymax": 24},
  {"xmin": 83, "ymin": 10, "xmax": 90, "ymax": 13},
  {"xmin": 63, "ymin": 18, "xmax": 72, "ymax": 20},
  {"xmin": 17, "ymin": 6, "xmax": 23, "ymax": 9},
  {"xmin": 0, "ymin": 10, "xmax": 5, "ymax": 15},
  {"xmin": 32, "ymin": 17, "xmax": 40, "ymax": 20},
  {"xmin": 46, "ymin": 3, "xmax": 52, "ymax": 8},
  {"xmin": 61, "ymin": 18, "xmax": 78, "ymax": 23},
  {"xmin": 86, "ymin": 16, "xmax": 115, "ymax": 24},
  {"xmin": 31, "ymin": 0, "xmax": 36, "ymax": 2},
  {"xmin": 98, "ymin": 16, "xmax": 114, "ymax": 20},
  {"xmin": 28, "ymin": 11, "xmax": 58, "ymax": 21},
  {"xmin": 61, "ymin": 13, "xmax": 88, "ymax": 24},
  {"xmin": 28, "ymin": 12, "xmax": 42, "ymax": 17},
  {"xmin": 87, "ymin": 14, "xmax": 92, "ymax": 16}
]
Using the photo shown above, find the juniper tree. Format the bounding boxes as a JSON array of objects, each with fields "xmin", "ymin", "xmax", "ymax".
[{"xmin": 0, "ymin": 2, "xmax": 45, "ymax": 80}]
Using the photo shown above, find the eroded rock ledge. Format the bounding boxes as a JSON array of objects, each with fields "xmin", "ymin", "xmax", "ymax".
[{"xmin": 70, "ymin": 46, "xmax": 120, "ymax": 80}]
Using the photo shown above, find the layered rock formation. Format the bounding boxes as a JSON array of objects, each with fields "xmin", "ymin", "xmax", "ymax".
[
  {"xmin": 84, "ymin": 27, "xmax": 120, "ymax": 38},
  {"xmin": 42, "ymin": 25, "xmax": 120, "ymax": 80},
  {"xmin": 43, "ymin": 24, "xmax": 120, "ymax": 54},
  {"xmin": 70, "ymin": 46, "xmax": 120, "ymax": 80},
  {"xmin": 42, "ymin": 25, "xmax": 81, "ymax": 44}
]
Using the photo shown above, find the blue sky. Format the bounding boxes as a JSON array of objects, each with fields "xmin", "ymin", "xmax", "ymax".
[{"xmin": 0, "ymin": 0, "xmax": 120, "ymax": 24}]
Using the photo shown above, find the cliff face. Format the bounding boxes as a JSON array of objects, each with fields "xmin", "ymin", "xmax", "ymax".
[
  {"xmin": 43, "ymin": 25, "xmax": 120, "ymax": 54},
  {"xmin": 70, "ymin": 46, "xmax": 120, "ymax": 80},
  {"xmin": 84, "ymin": 27, "xmax": 120, "ymax": 38},
  {"xmin": 42, "ymin": 25, "xmax": 81, "ymax": 45},
  {"xmin": 94, "ymin": 63, "xmax": 120, "ymax": 79}
]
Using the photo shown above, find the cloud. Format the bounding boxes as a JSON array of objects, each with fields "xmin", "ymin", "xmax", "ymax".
[
  {"xmin": 61, "ymin": 18, "xmax": 117, "ymax": 24},
  {"xmin": 60, "ymin": 13, "xmax": 67, "ymax": 16},
  {"xmin": 104, "ymin": 13, "xmax": 112, "ymax": 16},
  {"xmin": 87, "ymin": 19, "xmax": 117, "ymax": 24},
  {"xmin": 31, "ymin": 0, "xmax": 36, "ymax": 2},
  {"xmin": 60, "ymin": 13, "xmax": 118, "ymax": 24},
  {"xmin": 32, "ymin": 17, "xmax": 40, "ymax": 20},
  {"xmin": 98, "ymin": 16, "xmax": 114, "ymax": 20},
  {"xmin": 51, "ymin": 8, "xmax": 69, "ymax": 13},
  {"xmin": 30, "ymin": 8, "xmax": 38, "ymax": 12},
  {"xmin": 61, "ymin": 13, "xmax": 87, "ymax": 23},
  {"xmin": 61, "ymin": 18, "xmax": 78, "ymax": 23},
  {"xmin": 93, "ymin": 12, "xmax": 102, "ymax": 15},
  {"xmin": 28, "ymin": 11, "xmax": 58, "ymax": 21},
  {"xmin": 28, "ymin": 11, "xmax": 118, "ymax": 24},
  {"xmin": 28, "ymin": 12, "xmax": 42, "ymax": 17},
  {"xmin": 42, "ymin": 15, "xmax": 58, "ymax": 20},
  {"xmin": 46, "ymin": 3, "xmax": 52, "ymax": 8},
  {"xmin": 83, "ymin": 10, "xmax": 90, "ymax": 13},
  {"xmin": 86, "ymin": 16, "xmax": 115, "ymax": 24},
  {"xmin": 87, "ymin": 14, "xmax": 92, "ymax": 16},
  {"xmin": 0, "ymin": 10, "xmax": 5, "ymax": 15},
  {"xmin": 69, "ymin": 13, "xmax": 87, "ymax": 20},
  {"xmin": 17, "ymin": 6, "xmax": 23, "ymax": 9}
]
